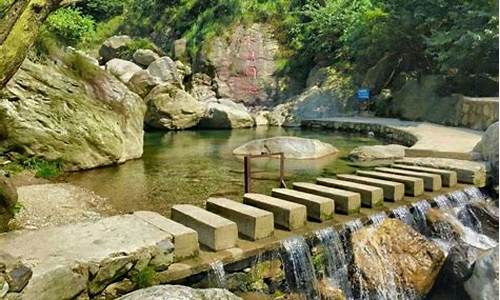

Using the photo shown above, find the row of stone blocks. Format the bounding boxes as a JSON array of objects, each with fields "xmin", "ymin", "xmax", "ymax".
[{"xmin": 158, "ymin": 164, "xmax": 459, "ymax": 253}]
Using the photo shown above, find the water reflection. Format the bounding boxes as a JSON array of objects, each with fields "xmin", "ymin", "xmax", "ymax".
[{"xmin": 63, "ymin": 127, "xmax": 380, "ymax": 216}]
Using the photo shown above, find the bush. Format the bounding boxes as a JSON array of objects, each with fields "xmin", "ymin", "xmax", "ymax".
[
  {"xmin": 45, "ymin": 7, "xmax": 95, "ymax": 46},
  {"xmin": 78, "ymin": 0, "xmax": 124, "ymax": 21},
  {"xmin": 20, "ymin": 157, "xmax": 64, "ymax": 179}
]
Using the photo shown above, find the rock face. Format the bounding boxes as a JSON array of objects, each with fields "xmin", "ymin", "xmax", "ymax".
[
  {"xmin": 383, "ymin": 75, "xmax": 499, "ymax": 131},
  {"xmin": 198, "ymin": 23, "xmax": 279, "ymax": 105},
  {"xmin": 145, "ymin": 84, "xmax": 206, "ymax": 130},
  {"xmin": 348, "ymin": 144, "xmax": 407, "ymax": 162},
  {"xmin": 351, "ymin": 219, "xmax": 446, "ymax": 297},
  {"xmin": 99, "ymin": 35, "xmax": 133, "ymax": 63},
  {"xmin": 127, "ymin": 70, "xmax": 162, "ymax": 98},
  {"xmin": 464, "ymin": 246, "xmax": 499, "ymax": 300},
  {"xmin": 0, "ymin": 173, "xmax": 17, "ymax": 231},
  {"xmin": 189, "ymin": 73, "xmax": 216, "ymax": 101},
  {"xmin": 0, "ymin": 58, "xmax": 146, "ymax": 171},
  {"xmin": 106, "ymin": 58, "xmax": 143, "ymax": 83},
  {"xmin": 133, "ymin": 49, "xmax": 160, "ymax": 67},
  {"xmin": 233, "ymin": 136, "xmax": 338, "ymax": 159},
  {"xmin": 198, "ymin": 99, "xmax": 255, "ymax": 129},
  {"xmin": 118, "ymin": 285, "xmax": 242, "ymax": 300},
  {"xmin": 147, "ymin": 57, "xmax": 179, "ymax": 84},
  {"xmin": 474, "ymin": 122, "xmax": 499, "ymax": 185}
]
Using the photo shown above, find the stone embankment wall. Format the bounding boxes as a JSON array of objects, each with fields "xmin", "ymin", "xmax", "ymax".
[{"xmin": 457, "ymin": 96, "xmax": 499, "ymax": 131}]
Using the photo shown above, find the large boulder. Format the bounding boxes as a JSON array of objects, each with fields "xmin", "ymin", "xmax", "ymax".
[
  {"xmin": 99, "ymin": 35, "xmax": 133, "ymax": 63},
  {"xmin": 0, "ymin": 174, "xmax": 18, "ymax": 232},
  {"xmin": 0, "ymin": 58, "xmax": 146, "ymax": 171},
  {"xmin": 474, "ymin": 122, "xmax": 499, "ymax": 185},
  {"xmin": 348, "ymin": 144, "xmax": 407, "ymax": 163},
  {"xmin": 147, "ymin": 57, "xmax": 179, "ymax": 84},
  {"xmin": 269, "ymin": 69, "xmax": 356, "ymax": 127},
  {"xmin": 233, "ymin": 136, "xmax": 338, "ymax": 159},
  {"xmin": 127, "ymin": 70, "xmax": 161, "ymax": 98},
  {"xmin": 118, "ymin": 285, "xmax": 242, "ymax": 300},
  {"xmin": 144, "ymin": 84, "xmax": 206, "ymax": 130},
  {"xmin": 133, "ymin": 49, "xmax": 160, "ymax": 68},
  {"xmin": 189, "ymin": 73, "xmax": 216, "ymax": 101},
  {"xmin": 464, "ymin": 246, "xmax": 499, "ymax": 300},
  {"xmin": 351, "ymin": 219, "xmax": 445, "ymax": 298},
  {"xmin": 197, "ymin": 23, "xmax": 280, "ymax": 105},
  {"xmin": 105, "ymin": 59, "xmax": 143, "ymax": 83},
  {"xmin": 198, "ymin": 99, "xmax": 255, "ymax": 129}
]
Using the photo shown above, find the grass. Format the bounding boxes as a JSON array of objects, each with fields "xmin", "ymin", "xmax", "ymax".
[
  {"xmin": 20, "ymin": 157, "xmax": 64, "ymax": 179},
  {"xmin": 131, "ymin": 266, "xmax": 156, "ymax": 288}
]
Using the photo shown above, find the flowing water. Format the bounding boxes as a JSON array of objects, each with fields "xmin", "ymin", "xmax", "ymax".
[
  {"xmin": 368, "ymin": 212, "xmax": 387, "ymax": 226},
  {"xmin": 391, "ymin": 206, "xmax": 415, "ymax": 227},
  {"xmin": 411, "ymin": 200, "xmax": 432, "ymax": 235},
  {"xmin": 315, "ymin": 227, "xmax": 352, "ymax": 298},
  {"xmin": 63, "ymin": 128, "xmax": 380, "ymax": 216},
  {"xmin": 208, "ymin": 260, "xmax": 226, "ymax": 288},
  {"xmin": 434, "ymin": 195, "xmax": 452, "ymax": 209},
  {"xmin": 281, "ymin": 236, "xmax": 319, "ymax": 300}
]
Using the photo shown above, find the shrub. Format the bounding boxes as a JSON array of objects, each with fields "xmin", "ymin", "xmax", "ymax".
[
  {"xmin": 20, "ymin": 157, "xmax": 64, "ymax": 179},
  {"xmin": 78, "ymin": 0, "xmax": 124, "ymax": 22},
  {"xmin": 45, "ymin": 7, "xmax": 95, "ymax": 46}
]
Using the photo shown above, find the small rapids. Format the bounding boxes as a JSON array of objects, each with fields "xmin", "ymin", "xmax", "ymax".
[
  {"xmin": 368, "ymin": 212, "xmax": 387, "ymax": 226},
  {"xmin": 411, "ymin": 200, "xmax": 432, "ymax": 235},
  {"xmin": 281, "ymin": 236, "xmax": 320, "ymax": 299},
  {"xmin": 208, "ymin": 260, "xmax": 226, "ymax": 288},
  {"xmin": 391, "ymin": 206, "xmax": 415, "ymax": 227}
]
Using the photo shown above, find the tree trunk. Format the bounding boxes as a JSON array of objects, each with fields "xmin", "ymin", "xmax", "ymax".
[{"xmin": 0, "ymin": 0, "xmax": 63, "ymax": 89}]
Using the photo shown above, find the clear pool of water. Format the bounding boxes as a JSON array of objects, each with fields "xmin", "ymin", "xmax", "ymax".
[{"xmin": 63, "ymin": 127, "xmax": 381, "ymax": 216}]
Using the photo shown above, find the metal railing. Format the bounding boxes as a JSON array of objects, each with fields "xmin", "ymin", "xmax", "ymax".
[{"xmin": 243, "ymin": 152, "xmax": 286, "ymax": 193}]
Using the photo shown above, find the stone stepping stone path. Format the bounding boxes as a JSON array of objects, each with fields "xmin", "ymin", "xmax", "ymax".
[
  {"xmin": 206, "ymin": 197, "xmax": 274, "ymax": 241},
  {"xmin": 292, "ymin": 182, "xmax": 361, "ymax": 215},
  {"xmin": 316, "ymin": 177, "xmax": 384, "ymax": 208},
  {"xmin": 375, "ymin": 167, "xmax": 442, "ymax": 191},
  {"xmin": 356, "ymin": 170, "xmax": 425, "ymax": 196},
  {"xmin": 270, "ymin": 188, "xmax": 334, "ymax": 222},
  {"xmin": 392, "ymin": 162, "xmax": 458, "ymax": 187},
  {"xmin": 336, "ymin": 174, "xmax": 405, "ymax": 201}
]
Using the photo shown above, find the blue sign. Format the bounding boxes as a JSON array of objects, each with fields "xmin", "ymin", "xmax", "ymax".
[{"xmin": 356, "ymin": 88, "xmax": 370, "ymax": 100}]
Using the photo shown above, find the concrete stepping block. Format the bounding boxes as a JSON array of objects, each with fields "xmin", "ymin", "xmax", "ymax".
[
  {"xmin": 206, "ymin": 198, "xmax": 274, "ymax": 241},
  {"xmin": 271, "ymin": 188, "xmax": 334, "ymax": 222},
  {"xmin": 316, "ymin": 178, "xmax": 384, "ymax": 208},
  {"xmin": 243, "ymin": 193, "xmax": 307, "ymax": 230},
  {"xmin": 375, "ymin": 167, "xmax": 442, "ymax": 191},
  {"xmin": 336, "ymin": 174, "xmax": 404, "ymax": 201},
  {"xmin": 134, "ymin": 211, "xmax": 199, "ymax": 260},
  {"xmin": 391, "ymin": 164, "xmax": 457, "ymax": 187},
  {"xmin": 292, "ymin": 182, "xmax": 361, "ymax": 215},
  {"xmin": 171, "ymin": 205, "xmax": 237, "ymax": 251},
  {"xmin": 356, "ymin": 170, "xmax": 424, "ymax": 196}
]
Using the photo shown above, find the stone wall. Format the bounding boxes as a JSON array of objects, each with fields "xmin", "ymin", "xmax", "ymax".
[{"xmin": 457, "ymin": 96, "xmax": 499, "ymax": 131}]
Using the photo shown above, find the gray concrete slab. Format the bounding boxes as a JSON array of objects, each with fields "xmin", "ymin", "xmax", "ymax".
[
  {"xmin": 391, "ymin": 164, "xmax": 458, "ymax": 187},
  {"xmin": 206, "ymin": 198, "xmax": 274, "ymax": 241},
  {"xmin": 316, "ymin": 178, "xmax": 384, "ymax": 208},
  {"xmin": 133, "ymin": 211, "xmax": 199, "ymax": 260},
  {"xmin": 336, "ymin": 174, "xmax": 405, "ymax": 201},
  {"xmin": 171, "ymin": 205, "xmax": 237, "ymax": 251},
  {"xmin": 243, "ymin": 193, "xmax": 307, "ymax": 230},
  {"xmin": 374, "ymin": 167, "xmax": 442, "ymax": 191},
  {"xmin": 356, "ymin": 170, "xmax": 424, "ymax": 196},
  {"xmin": 292, "ymin": 182, "xmax": 361, "ymax": 215},
  {"xmin": 271, "ymin": 188, "xmax": 334, "ymax": 221}
]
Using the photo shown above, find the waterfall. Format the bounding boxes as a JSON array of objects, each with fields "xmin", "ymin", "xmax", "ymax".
[
  {"xmin": 463, "ymin": 186, "xmax": 487, "ymax": 200},
  {"xmin": 368, "ymin": 212, "xmax": 387, "ymax": 226},
  {"xmin": 315, "ymin": 227, "xmax": 353, "ymax": 299},
  {"xmin": 391, "ymin": 206, "xmax": 416, "ymax": 227},
  {"xmin": 434, "ymin": 195, "xmax": 452, "ymax": 209},
  {"xmin": 208, "ymin": 260, "xmax": 226, "ymax": 288},
  {"xmin": 281, "ymin": 236, "xmax": 320, "ymax": 300},
  {"xmin": 448, "ymin": 190, "xmax": 469, "ymax": 206},
  {"xmin": 411, "ymin": 200, "xmax": 432, "ymax": 235}
]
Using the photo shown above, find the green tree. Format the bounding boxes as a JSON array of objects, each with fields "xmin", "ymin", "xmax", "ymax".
[{"xmin": 45, "ymin": 7, "xmax": 95, "ymax": 46}]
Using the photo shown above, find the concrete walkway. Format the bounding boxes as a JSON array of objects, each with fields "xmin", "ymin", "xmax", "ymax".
[{"xmin": 302, "ymin": 117, "xmax": 483, "ymax": 160}]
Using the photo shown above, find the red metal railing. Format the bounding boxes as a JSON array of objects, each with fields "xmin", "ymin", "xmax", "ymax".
[{"xmin": 243, "ymin": 152, "xmax": 286, "ymax": 193}]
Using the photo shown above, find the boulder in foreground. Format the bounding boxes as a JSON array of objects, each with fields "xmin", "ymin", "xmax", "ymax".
[
  {"xmin": 233, "ymin": 136, "xmax": 337, "ymax": 159},
  {"xmin": 351, "ymin": 218, "xmax": 445, "ymax": 298},
  {"xmin": 118, "ymin": 285, "xmax": 242, "ymax": 300}
]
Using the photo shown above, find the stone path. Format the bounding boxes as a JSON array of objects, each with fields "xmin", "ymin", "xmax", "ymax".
[{"xmin": 302, "ymin": 117, "xmax": 483, "ymax": 160}]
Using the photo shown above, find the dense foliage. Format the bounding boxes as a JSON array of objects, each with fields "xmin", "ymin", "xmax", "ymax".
[{"xmin": 37, "ymin": 0, "xmax": 498, "ymax": 95}]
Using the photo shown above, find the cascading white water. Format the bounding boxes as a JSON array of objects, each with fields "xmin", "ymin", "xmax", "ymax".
[
  {"xmin": 411, "ymin": 200, "xmax": 432, "ymax": 235},
  {"xmin": 368, "ymin": 212, "xmax": 387, "ymax": 226},
  {"xmin": 315, "ymin": 227, "xmax": 353, "ymax": 299},
  {"xmin": 208, "ymin": 260, "xmax": 226, "ymax": 288},
  {"xmin": 434, "ymin": 195, "xmax": 452, "ymax": 209},
  {"xmin": 391, "ymin": 206, "xmax": 415, "ymax": 227},
  {"xmin": 281, "ymin": 236, "xmax": 320, "ymax": 300}
]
